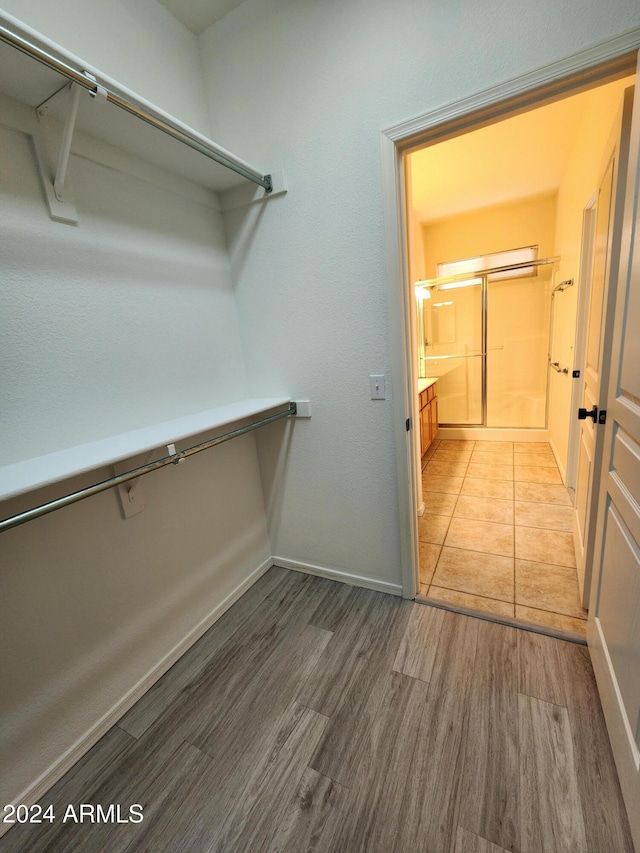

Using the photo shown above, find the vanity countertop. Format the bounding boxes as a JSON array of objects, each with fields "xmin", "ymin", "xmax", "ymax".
[{"xmin": 418, "ymin": 377, "xmax": 438, "ymax": 393}]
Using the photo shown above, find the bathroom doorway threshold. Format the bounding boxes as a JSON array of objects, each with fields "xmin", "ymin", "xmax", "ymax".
[{"xmin": 415, "ymin": 594, "xmax": 587, "ymax": 645}]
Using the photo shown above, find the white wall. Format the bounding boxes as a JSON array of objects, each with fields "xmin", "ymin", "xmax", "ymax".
[
  {"xmin": 0, "ymin": 3, "xmax": 272, "ymax": 809},
  {"xmin": 0, "ymin": 0, "xmax": 210, "ymax": 131},
  {"xmin": 550, "ymin": 77, "xmax": 634, "ymax": 474},
  {"xmin": 200, "ymin": 0, "xmax": 640, "ymax": 584}
]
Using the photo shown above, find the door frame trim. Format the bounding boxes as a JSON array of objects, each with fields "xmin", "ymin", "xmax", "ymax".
[{"xmin": 380, "ymin": 28, "xmax": 640, "ymax": 598}]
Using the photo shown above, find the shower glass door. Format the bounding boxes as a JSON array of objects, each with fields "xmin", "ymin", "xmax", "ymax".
[
  {"xmin": 420, "ymin": 278, "xmax": 483, "ymax": 425},
  {"xmin": 486, "ymin": 268, "xmax": 552, "ymax": 428}
]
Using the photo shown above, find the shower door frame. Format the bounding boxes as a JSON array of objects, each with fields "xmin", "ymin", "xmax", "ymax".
[{"xmin": 417, "ymin": 256, "xmax": 559, "ymax": 428}]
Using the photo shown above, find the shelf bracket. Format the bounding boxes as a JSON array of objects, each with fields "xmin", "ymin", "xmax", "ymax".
[{"xmin": 32, "ymin": 73, "xmax": 107, "ymax": 224}]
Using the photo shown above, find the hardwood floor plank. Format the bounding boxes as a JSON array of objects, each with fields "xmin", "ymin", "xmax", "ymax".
[
  {"xmin": 118, "ymin": 565, "xmax": 292, "ymax": 738},
  {"xmin": 557, "ymin": 642, "xmax": 635, "ymax": 853},
  {"xmin": 308, "ymin": 577, "xmax": 359, "ymax": 632},
  {"xmin": 458, "ymin": 620, "xmax": 519, "ymax": 852},
  {"xmin": 307, "ymin": 592, "xmax": 412, "ymax": 787},
  {"xmin": 298, "ymin": 587, "xmax": 405, "ymax": 717},
  {"xmin": 518, "ymin": 632, "xmax": 634, "ymax": 849},
  {"xmin": 517, "ymin": 629, "xmax": 567, "ymax": 706},
  {"xmin": 392, "ymin": 602, "xmax": 445, "ymax": 682},
  {"xmin": 454, "ymin": 826, "xmax": 511, "ymax": 852},
  {"xmin": 329, "ymin": 670, "xmax": 430, "ymax": 853},
  {"xmin": 0, "ymin": 727, "xmax": 136, "ymax": 853},
  {"xmin": 0, "ymin": 571, "xmax": 633, "ymax": 853},
  {"xmin": 218, "ymin": 704, "xmax": 334, "ymax": 852},
  {"xmin": 126, "ymin": 570, "xmax": 330, "ymax": 756},
  {"xmin": 518, "ymin": 694, "xmax": 587, "ymax": 852},
  {"xmin": 398, "ymin": 609, "xmax": 479, "ymax": 853}
]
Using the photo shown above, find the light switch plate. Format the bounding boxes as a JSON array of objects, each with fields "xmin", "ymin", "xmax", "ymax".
[{"xmin": 370, "ymin": 374, "xmax": 386, "ymax": 399}]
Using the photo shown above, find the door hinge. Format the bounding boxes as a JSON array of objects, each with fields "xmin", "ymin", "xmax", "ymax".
[
  {"xmin": 572, "ymin": 369, "xmax": 580, "ymax": 378},
  {"xmin": 406, "ymin": 417, "xmax": 411, "ymax": 432},
  {"xmin": 598, "ymin": 409, "xmax": 607, "ymax": 425}
]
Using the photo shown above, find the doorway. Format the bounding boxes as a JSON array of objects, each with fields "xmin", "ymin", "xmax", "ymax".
[{"xmin": 380, "ymin": 47, "xmax": 638, "ymax": 625}]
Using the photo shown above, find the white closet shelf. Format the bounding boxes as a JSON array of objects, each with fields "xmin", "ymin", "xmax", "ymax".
[
  {"xmin": 0, "ymin": 397, "xmax": 291, "ymax": 503},
  {"xmin": 0, "ymin": 12, "xmax": 272, "ymax": 194}
]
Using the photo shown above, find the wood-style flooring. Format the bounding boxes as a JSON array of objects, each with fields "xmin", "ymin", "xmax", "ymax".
[{"xmin": 1, "ymin": 568, "xmax": 634, "ymax": 852}]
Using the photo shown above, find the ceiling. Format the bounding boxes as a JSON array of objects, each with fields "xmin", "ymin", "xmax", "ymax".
[
  {"xmin": 408, "ymin": 77, "xmax": 630, "ymax": 224},
  {"xmin": 156, "ymin": 0, "xmax": 246, "ymax": 34}
]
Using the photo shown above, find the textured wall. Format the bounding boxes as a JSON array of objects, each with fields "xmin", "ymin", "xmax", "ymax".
[
  {"xmin": 0, "ymin": 0, "xmax": 210, "ymax": 131},
  {"xmin": 200, "ymin": 0, "xmax": 640, "ymax": 583},
  {"xmin": 0, "ymin": 5, "xmax": 271, "ymax": 807}
]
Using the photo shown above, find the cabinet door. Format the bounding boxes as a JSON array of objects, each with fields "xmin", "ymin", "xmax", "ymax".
[
  {"xmin": 430, "ymin": 396, "xmax": 439, "ymax": 442},
  {"xmin": 421, "ymin": 402, "xmax": 430, "ymax": 456}
]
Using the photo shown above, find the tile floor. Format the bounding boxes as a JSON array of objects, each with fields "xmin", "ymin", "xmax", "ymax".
[{"xmin": 418, "ymin": 438, "xmax": 588, "ymax": 636}]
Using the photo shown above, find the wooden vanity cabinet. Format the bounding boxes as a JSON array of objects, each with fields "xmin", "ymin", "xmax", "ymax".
[{"xmin": 419, "ymin": 382, "xmax": 439, "ymax": 457}]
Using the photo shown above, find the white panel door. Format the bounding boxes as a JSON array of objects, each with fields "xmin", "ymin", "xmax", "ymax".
[
  {"xmin": 574, "ymin": 88, "xmax": 635, "ymax": 605},
  {"xmin": 588, "ymin": 73, "xmax": 640, "ymax": 850}
]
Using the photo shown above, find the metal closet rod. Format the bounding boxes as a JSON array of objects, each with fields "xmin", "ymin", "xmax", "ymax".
[
  {"xmin": 0, "ymin": 23, "xmax": 272, "ymax": 193},
  {"xmin": 0, "ymin": 403, "xmax": 297, "ymax": 534}
]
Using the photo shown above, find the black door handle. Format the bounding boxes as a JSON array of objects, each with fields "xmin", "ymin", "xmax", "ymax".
[{"xmin": 578, "ymin": 406, "xmax": 598, "ymax": 421}]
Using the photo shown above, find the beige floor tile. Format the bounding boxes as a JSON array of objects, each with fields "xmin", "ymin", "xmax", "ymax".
[
  {"xmin": 444, "ymin": 517, "xmax": 514, "ymax": 557},
  {"xmin": 515, "ymin": 527, "xmax": 577, "ymax": 567},
  {"xmin": 516, "ymin": 605, "xmax": 587, "ymax": 636},
  {"xmin": 439, "ymin": 439, "xmax": 475, "ymax": 448},
  {"xmin": 427, "ymin": 585, "xmax": 514, "ymax": 617},
  {"xmin": 454, "ymin": 495, "xmax": 514, "ymax": 524},
  {"xmin": 514, "ymin": 442, "xmax": 552, "ymax": 452},
  {"xmin": 514, "ymin": 465, "xmax": 562, "ymax": 484},
  {"xmin": 514, "ymin": 451, "xmax": 557, "ymax": 467},
  {"xmin": 472, "ymin": 441, "xmax": 514, "ymax": 453},
  {"xmin": 515, "ymin": 501, "xmax": 573, "ymax": 532},
  {"xmin": 470, "ymin": 450, "xmax": 514, "ymax": 467},
  {"xmin": 433, "ymin": 443, "xmax": 473, "ymax": 458},
  {"xmin": 515, "ymin": 559, "xmax": 587, "ymax": 619},
  {"xmin": 419, "ymin": 541, "xmax": 441, "ymax": 585},
  {"xmin": 418, "ymin": 513, "xmax": 451, "ymax": 545},
  {"xmin": 423, "ymin": 492, "xmax": 458, "ymax": 516},
  {"xmin": 425, "ymin": 459, "xmax": 470, "ymax": 478},
  {"xmin": 461, "ymin": 477, "xmax": 514, "ymax": 500},
  {"xmin": 432, "ymin": 546, "xmax": 514, "ymax": 601},
  {"xmin": 422, "ymin": 474, "xmax": 464, "ymax": 495},
  {"xmin": 466, "ymin": 461, "xmax": 514, "ymax": 481},
  {"xmin": 419, "ymin": 583, "xmax": 430, "ymax": 597},
  {"xmin": 514, "ymin": 482, "xmax": 572, "ymax": 506}
]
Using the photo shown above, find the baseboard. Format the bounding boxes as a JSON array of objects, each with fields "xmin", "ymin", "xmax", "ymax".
[
  {"xmin": 272, "ymin": 555, "xmax": 404, "ymax": 596},
  {"xmin": 438, "ymin": 427, "xmax": 550, "ymax": 442},
  {"xmin": 2, "ymin": 556, "xmax": 274, "ymax": 833},
  {"xmin": 549, "ymin": 437, "xmax": 567, "ymax": 485}
]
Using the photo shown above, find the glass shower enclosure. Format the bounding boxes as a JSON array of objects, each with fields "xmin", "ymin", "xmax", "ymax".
[{"xmin": 416, "ymin": 257, "xmax": 558, "ymax": 428}]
